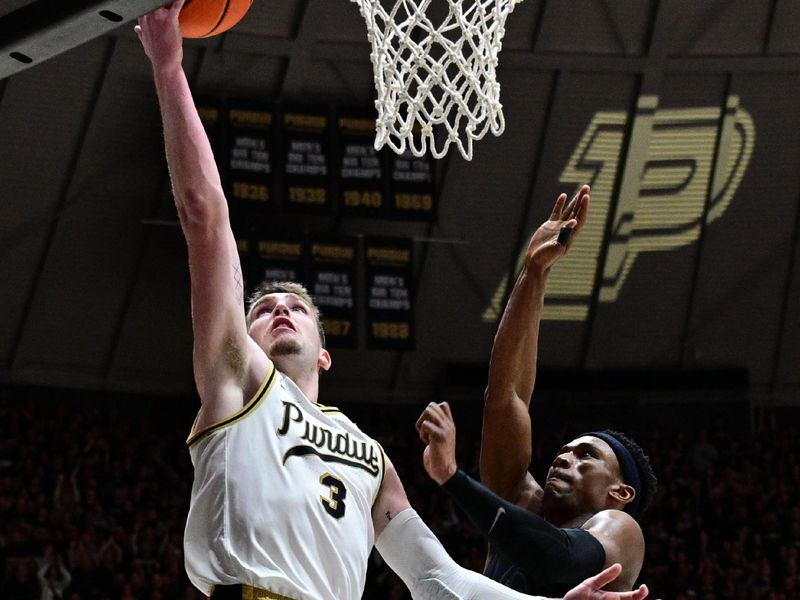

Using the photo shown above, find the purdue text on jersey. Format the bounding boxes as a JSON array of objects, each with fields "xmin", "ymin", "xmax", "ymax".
[{"xmin": 278, "ymin": 400, "xmax": 381, "ymax": 476}]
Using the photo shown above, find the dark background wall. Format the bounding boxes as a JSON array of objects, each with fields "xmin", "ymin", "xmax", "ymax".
[{"xmin": 0, "ymin": 0, "xmax": 798, "ymax": 413}]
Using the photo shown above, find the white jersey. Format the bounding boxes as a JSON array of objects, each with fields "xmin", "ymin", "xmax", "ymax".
[{"xmin": 184, "ymin": 364, "xmax": 386, "ymax": 599}]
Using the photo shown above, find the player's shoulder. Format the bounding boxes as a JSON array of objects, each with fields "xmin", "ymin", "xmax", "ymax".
[
  {"xmin": 583, "ymin": 510, "xmax": 645, "ymax": 588},
  {"xmin": 584, "ymin": 508, "xmax": 641, "ymax": 530},
  {"xmin": 582, "ymin": 509, "xmax": 644, "ymax": 550},
  {"xmin": 315, "ymin": 403, "xmax": 379, "ymax": 441},
  {"xmin": 190, "ymin": 360, "xmax": 279, "ymax": 446},
  {"xmin": 315, "ymin": 401, "xmax": 344, "ymax": 416}
]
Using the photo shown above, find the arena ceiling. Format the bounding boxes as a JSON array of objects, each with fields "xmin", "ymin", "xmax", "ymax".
[{"xmin": 1, "ymin": 0, "xmax": 799, "ymax": 407}]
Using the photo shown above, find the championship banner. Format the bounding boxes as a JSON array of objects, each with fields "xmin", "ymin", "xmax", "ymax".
[
  {"xmin": 364, "ymin": 237, "xmax": 414, "ymax": 350},
  {"xmin": 282, "ymin": 106, "xmax": 332, "ymax": 214},
  {"xmin": 225, "ymin": 100, "xmax": 273, "ymax": 211},
  {"xmin": 253, "ymin": 232, "xmax": 306, "ymax": 288},
  {"xmin": 387, "ymin": 148, "xmax": 436, "ymax": 221},
  {"xmin": 337, "ymin": 111, "xmax": 387, "ymax": 218},
  {"xmin": 308, "ymin": 234, "xmax": 358, "ymax": 349}
]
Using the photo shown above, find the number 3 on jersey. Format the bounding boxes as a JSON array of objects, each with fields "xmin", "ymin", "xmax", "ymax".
[{"xmin": 320, "ymin": 473, "xmax": 347, "ymax": 519}]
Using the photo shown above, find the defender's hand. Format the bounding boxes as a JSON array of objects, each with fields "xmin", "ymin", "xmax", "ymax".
[
  {"xmin": 415, "ymin": 402, "xmax": 458, "ymax": 485},
  {"xmin": 525, "ymin": 184, "xmax": 590, "ymax": 275},
  {"xmin": 563, "ymin": 564, "xmax": 649, "ymax": 600},
  {"xmin": 135, "ymin": 0, "xmax": 186, "ymax": 70}
]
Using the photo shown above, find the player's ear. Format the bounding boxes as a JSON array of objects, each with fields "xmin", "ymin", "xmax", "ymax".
[
  {"xmin": 318, "ymin": 348, "xmax": 332, "ymax": 372},
  {"xmin": 609, "ymin": 482, "xmax": 635, "ymax": 507}
]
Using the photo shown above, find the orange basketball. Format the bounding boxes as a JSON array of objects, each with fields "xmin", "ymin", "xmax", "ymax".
[{"xmin": 179, "ymin": 0, "xmax": 253, "ymax": 39}]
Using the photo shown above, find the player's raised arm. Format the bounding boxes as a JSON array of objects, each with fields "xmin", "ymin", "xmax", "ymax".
[
  {"xmin": 136, "ymin": 2, "xmax": 267, "ymax": 420},
  {"xmin": 481, "ymin": 186, "xmax": 590, "ymax": 501},
  {"xmin": 371, "ymin": 456, "xmax": 647, "ymax": 600},
  {"xmin": 417, "ymin": 404, "xmax": 647, "ymax": 593}
]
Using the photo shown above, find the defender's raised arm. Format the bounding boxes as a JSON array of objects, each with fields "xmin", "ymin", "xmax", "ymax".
[{"xmin": 481, "ymin": 187, "xmax": 590, "ymax": 501}]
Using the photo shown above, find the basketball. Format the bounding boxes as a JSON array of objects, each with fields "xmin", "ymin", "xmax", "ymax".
[{"xmin": 178, "ymin": 0, "xmax": 253, "ymax": 39}]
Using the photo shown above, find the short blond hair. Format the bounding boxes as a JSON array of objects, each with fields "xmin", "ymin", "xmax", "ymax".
[{"xmin": 246, "ymin": 281, "xmax": 326, "ymax": 347}]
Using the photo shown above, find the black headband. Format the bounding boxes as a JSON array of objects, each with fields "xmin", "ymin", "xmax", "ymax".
[{"xmin": 583, "ymin": 431, "xmax": 642, "ymax": 517}]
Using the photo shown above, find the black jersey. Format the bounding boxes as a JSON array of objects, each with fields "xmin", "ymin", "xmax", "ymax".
[{"xmin": 485, "ymin": 548, "xmax": 576, "ymax": 597}]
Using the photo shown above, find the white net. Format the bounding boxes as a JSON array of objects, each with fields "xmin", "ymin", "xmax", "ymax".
[{"xmin": 352, "ymin": 0, "xmax": 524, "ymax": 160}]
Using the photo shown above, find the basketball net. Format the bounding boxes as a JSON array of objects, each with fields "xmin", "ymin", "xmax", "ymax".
[{"xmin": 352, "ymin": 0, "xmax": 524, "ymax": 160}]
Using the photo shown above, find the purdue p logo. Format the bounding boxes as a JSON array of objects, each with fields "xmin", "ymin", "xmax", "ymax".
[{"xmin": 483, "ymin": 94, "xmax": 755, "ymax": 322}]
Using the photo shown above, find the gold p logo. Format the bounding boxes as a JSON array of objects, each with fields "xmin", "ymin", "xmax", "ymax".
[{"xmin": 483, "ymin": 95, "xmax": 755, "ymax": 322}]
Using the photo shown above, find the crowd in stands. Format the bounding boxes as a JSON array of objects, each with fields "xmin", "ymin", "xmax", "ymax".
[{"xmin": 0, "ymin": 387, "xmax": 798, "ymax": 599}]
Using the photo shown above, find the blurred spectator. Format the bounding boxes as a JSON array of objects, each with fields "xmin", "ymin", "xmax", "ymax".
[
  {"xmin": 37, "ymin": 554, "xmax": 71, "ymax": 600},
  {"xmin": 1, "ymin": 387, "xmax": 798, "ymax": 598}
]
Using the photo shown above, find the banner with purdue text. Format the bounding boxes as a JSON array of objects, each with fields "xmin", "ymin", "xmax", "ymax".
[
  {"xmin": 308, "ymin": 234, "xmax": 358, "ymax": 348},
  {"xmin": 364, "ymin": 237, "xmax": 414, "ymax": 350},
  {"xmin": 225, "ymin": 100, "xmax": 274, "ymax": 213},
  {"xmin": 388, "ymin": 148, "xmax": 436, "ymax": 221},
  {"xmin": 337, "ymin": 110, "xmax": 387, "ymax": 218},
  {"xmin": 253, "ymin": 231, "xmax": 306, "ymax": 290},
  {"xmin": 281, "ymin": 106, "xmax": 332, "ymax": 214}
]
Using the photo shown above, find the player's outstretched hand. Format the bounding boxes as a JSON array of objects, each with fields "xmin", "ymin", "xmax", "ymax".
[
  {"xmin": 134, "ymin": 0, "xmax": 186, "ymax": 70},
  {"xmin": 415, "ymin": 402, "xmax": 458, "ymax": 486},
  {"xmin": 563, "ymin": 564, "xmax": 649, "ymax": 600},
  {"xmin": 525, "ymin": 184, "xmax": 590, "ymax": 275}
]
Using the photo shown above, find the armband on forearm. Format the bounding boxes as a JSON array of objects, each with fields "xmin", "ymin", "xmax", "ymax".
[
  {"xmin": 375, "ymin": 508, "xmax": 549, "ymax": 600},
  {"xmin": 442, "ymin": 470, "xmax": 605, "ymax": 585}
]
